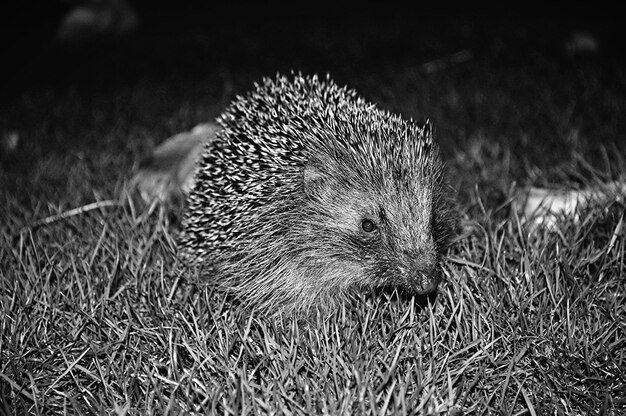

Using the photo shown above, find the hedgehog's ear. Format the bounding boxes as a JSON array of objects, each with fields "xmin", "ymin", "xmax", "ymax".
[{"xmin": 303, "ymin": 158, "xmax": 329, "ymax": 197}]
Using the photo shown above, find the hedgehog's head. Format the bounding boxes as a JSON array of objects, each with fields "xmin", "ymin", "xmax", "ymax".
[{"xmin": 300, "ymin": 117, "xmax": 454, "ymax": 298}]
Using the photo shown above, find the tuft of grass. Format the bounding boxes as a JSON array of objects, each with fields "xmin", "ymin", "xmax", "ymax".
[{"xmin": 2, "ymin": 183, "xmax": 624, "ymax": 414}]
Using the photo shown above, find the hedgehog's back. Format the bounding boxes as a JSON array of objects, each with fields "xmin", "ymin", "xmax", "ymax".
[
  {"xmin": 178, "ymin": 74, "xmax": 361, "ymax": 260},
  {"xmin": 178, "ymin": 73, "xmax": 441, "ymax": 264}
]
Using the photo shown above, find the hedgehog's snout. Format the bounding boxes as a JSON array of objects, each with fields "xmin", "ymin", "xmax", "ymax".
[
  {"xmin": 396, "ymin": 250, "xmax": 440, "ymax": 294},
  {"xmin": 413, "ymin": 270, "xmax": 440, "ymax": 294}
]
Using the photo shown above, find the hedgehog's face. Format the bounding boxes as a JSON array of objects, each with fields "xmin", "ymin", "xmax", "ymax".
[
  {"xmin": 302, "ymin": 158, "xmax": 445, "ymax": 296},
  {"xmin": 357, "ymin": 191, "xmax": 441, "ymax": 295}
]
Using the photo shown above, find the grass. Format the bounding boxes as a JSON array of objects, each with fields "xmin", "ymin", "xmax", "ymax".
[{"xmin": 1, "ymin": 10, "xmax": 625, "ymax": 415}]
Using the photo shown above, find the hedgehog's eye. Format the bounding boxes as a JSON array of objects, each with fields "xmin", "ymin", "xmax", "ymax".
[{"xmin": 361, "ymin": 219, "xmax": 377, "ymax": 233}]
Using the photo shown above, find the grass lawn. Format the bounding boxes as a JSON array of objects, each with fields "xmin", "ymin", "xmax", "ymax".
[{"xmin": 1, "ymin": 8, "xmax": 625, "ymax": 415}]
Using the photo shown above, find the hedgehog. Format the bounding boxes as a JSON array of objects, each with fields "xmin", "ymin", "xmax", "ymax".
[{"xmin": 178, "ymin": 73, "xmax": 455, "ymax": 314}]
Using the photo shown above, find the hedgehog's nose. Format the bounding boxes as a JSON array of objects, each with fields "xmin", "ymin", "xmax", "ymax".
[
  {"xmin": 415, "ymin": 271, "xmax": 440, "ymax": 294},
  {"xmin": 406, "ymin": 252, "xmax": 439, "ymax": 293}
]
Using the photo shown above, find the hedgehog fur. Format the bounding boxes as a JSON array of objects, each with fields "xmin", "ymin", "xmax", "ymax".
[{"xmin": 179, "ymin": 73, "xmax": 454, "ymax": 314}]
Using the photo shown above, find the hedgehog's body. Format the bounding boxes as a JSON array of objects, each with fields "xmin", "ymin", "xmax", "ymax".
[{"xmin": 179, "ymin": 74, "xmax": 454, "ymax": 313}]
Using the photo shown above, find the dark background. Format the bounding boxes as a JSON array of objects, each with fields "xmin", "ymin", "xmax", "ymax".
[{"xmin": 4, "ymin": 2, "xmax": 623, "ymax": 97}]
